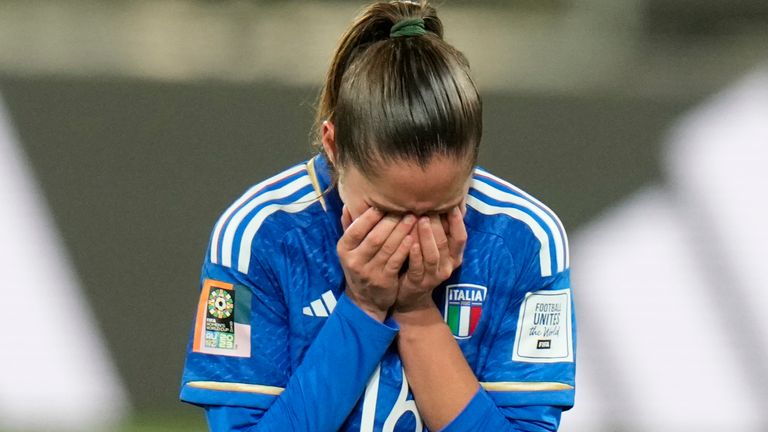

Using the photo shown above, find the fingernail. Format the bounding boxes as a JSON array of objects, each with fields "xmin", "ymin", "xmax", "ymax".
[{"xmin": 404, "ymin": 214, "xmax": 416, "ymax": 224}]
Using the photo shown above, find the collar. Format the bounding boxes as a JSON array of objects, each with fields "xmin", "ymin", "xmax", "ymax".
[{"xmin": 307, "ymin": 153, "xmax": 344, "ymax": 237}]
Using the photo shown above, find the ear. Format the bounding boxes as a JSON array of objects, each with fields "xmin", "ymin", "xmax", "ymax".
[{"xmin": 321, "ymin": 120, "xmax": 336, "ymax": 165}]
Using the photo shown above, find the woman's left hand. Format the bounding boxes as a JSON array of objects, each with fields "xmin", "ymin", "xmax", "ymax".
[{"xmin": 394, "ymin": 206, "xmax": 466, "ymax": 313}]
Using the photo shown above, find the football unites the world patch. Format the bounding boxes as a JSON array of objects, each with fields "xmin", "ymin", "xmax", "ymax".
[
  {"xmin": 444, "ymin": 284, "xmax": 487, "ymax": 339},
  {"xmin": 192, "ymin": 279, "xmax": 252, "ymax": 358},
  {"xmin": 512, "ymin": 288, "xmax": 573, "ymax": 363}
]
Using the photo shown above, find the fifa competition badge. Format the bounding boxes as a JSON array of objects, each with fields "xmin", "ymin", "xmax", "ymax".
[
  {"xmin": 444, "ymin": 284, "xmax": 487, "ymax": 339},
  {"xmin": 192, "ymin": 279, "xmax": 252, "ymax": 357},
  {"xmin": 208, "ymin": 289, "xmax": 234, "ymax": 319}
]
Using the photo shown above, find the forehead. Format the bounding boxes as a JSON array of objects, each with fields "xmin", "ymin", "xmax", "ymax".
[{"xmin": 350, "ymin": 156, "xmax": 472, "ymax": 214}]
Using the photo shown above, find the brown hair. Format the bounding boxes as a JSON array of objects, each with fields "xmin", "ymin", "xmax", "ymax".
[{"xmin": 315, "ymin": 0, "xmax": 482, "ymax": 176}]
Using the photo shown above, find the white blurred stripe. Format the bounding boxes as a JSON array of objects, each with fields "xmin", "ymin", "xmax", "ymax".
[
  {"xmin": 564, "ymin": 188, "xmax": 763, "ymax": 431},
  {"xmin": 0, "ymin": 94, "xmax": 128, "ymax": 430},
  {"xmin": 667, "ymin": 66, "xmax": 768, "ymax": 368}
]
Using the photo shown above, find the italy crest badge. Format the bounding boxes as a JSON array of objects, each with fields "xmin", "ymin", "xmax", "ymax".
[{"xmin": 444, "ymin": 284, "xmax": 487, "ymax": 339}]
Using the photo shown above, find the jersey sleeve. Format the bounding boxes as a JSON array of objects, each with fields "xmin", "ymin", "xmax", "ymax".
[
  {"xmin": 179, "ymin": 251, "xmax": 291, "ymax": 409},
  {"xmin": 439, "ymin": 387, "xmax": 563, "ymax": 432},
  {"xmin": 479, "ymin": 234, "xmax": 576, "ymax": 410},
  {"xmin": 180, "ymin": 237, "xmax": 399, "ymax": 431}
]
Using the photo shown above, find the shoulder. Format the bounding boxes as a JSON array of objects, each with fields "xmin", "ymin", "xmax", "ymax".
[
  {"xmin": 206, "ymin": 162, "xmax": 324, "ymax": 275},
  {"xmin": 465, "ymin": 167, "xmax": 569, "ymax": 278}
]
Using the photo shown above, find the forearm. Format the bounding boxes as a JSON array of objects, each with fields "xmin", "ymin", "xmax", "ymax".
[
  {"xmin": 236, "ymin": 294, "xmax": 396, "ymax": 431},
  {"xmin": 394, "ymin": 305, "xmax": 560, "ymax": 432},
  {"xmin": 439, "ymin": 389, "xmax": 561, "ymax": 432},
  {"xmin": 393, "ymin": 305, "xmax": 478, "ymax": 431}
]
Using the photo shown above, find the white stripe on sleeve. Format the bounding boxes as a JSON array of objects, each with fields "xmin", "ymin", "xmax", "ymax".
[
  {"xmin": 472, "ymin": 178, "xmax": 567, "ymax": 273},
  {"xmin": 466, "ymin": 195, "xmax": 554, "ymax": 277},
  {"xmin": 237, "ymin": 191, "xmax": 318, "ymax": 274},
  {"xmin": 475, "ymin": 169, "xmax": 570, "ymax": 268},
  {"xmin": 210, "ymin": 164, "xmax": 306, "ymax": 264},
  {"xmin": 221, "ymin": 176, "xmax": 312, "ymax": 268}
]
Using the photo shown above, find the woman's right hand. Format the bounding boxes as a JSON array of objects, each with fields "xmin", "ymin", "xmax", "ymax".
[{"xmin": 337, "ymin": 206, "xmax": 416, "ymax": 321}]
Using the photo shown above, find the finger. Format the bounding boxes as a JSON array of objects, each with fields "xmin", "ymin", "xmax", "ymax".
[
  {"xmin": 431, "ymin": 214, "xmax": 450, "ymax": 257},
  {"xmin": 409, "ymin": 221, "xmax": 419, "ymax": 241},
  {"xmin": 406, "ymin": 240, "xmax": 424, "ymax": 282},
  {"xmin": 373, "ymin": 214, "xmax": 417, "ymax": 264},
  {"xmin": 357, "ymin": 213, "xmax": 402, "ymax": 260},
  {"xmin": 418, "ymin": 216, "xmax": 440, "ymax": 273},
  {"xmin": 431, "ymin": 214, "xmax": 454, "ymax": 278},
  {"xmin": 341, "ymin": 205, "xmax": 353, "ymax": 231},
  {"xmin": 440, "ymin": 213, "xmax": 450, "ymax": 235},
  {"xmin": 340, "ymin": 207, "xmax": 383, "ymax": 251},
  {"xmin": 447, "ymin": 206, "xmax": 467, "ymax": 259},
  {"xmin": 384, "ymin": 234, "xmax": 413, "ymax": 275}
]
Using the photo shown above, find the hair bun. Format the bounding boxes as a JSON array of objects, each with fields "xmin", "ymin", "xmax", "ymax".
[{"xmin": 390, "ymin": 18, "xmax": 428, "ymax": 38}]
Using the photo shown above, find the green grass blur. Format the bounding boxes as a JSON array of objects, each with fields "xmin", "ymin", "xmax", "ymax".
[{"xmin": 119, "ymin": 410, "xmax": 207, "ymax": 432}]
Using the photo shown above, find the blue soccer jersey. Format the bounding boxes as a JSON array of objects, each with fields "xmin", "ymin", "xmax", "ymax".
[{"xmin": 180, "ymin": 154, "xmax": 575, "ymax": 431}]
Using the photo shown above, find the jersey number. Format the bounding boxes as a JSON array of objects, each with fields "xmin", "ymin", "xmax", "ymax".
[{"xmin": 360, "ymin": 365, "xmax": 423, "ymax": 432}]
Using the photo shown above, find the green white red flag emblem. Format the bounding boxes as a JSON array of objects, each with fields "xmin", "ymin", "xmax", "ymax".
[{"xmin": 444, "ymin": 284, "xmax": 487, "ymax": 338}]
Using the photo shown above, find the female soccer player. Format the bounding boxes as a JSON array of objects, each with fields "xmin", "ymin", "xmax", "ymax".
[{"xmin": 180, "ymin": 1, "xmax": 575, "ymax": 430}]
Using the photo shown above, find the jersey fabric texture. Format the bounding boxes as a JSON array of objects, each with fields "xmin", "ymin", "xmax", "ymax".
[{"xmin": 180, "ymin": 154, "xmax": 575, "ymax": 431}]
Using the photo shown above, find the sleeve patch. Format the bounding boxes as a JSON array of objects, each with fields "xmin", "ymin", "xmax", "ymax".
[
  {"xmin": 192, "ymin": 279, "xmax": 252, "ymax": 358},
  {"xmin": 512, "ymin": 288, "xmax": 573, "ymax": 363}
]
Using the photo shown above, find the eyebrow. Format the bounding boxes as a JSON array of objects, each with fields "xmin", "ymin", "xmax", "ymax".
[{"xmin": 370, "ymin": 199, "xmax": 461, "ymax": 216}]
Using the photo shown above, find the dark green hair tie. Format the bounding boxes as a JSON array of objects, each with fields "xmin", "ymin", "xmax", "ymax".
[{"xmin": 390, "ymin": 18, "xmax": 427, "ymax": 38}]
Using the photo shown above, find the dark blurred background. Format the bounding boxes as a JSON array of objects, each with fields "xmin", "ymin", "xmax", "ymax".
[{"xmin": 0, "ymin": 1, "xmax": 766, "ymax": 430}]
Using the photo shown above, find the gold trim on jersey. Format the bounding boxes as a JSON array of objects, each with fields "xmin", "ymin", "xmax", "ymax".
[
  {"xmin": 187, "ymin": 381, "xmax": 285, "ymax": 395},
  {"xmin": 480, "ymin": 381, "xmax": 574, "ymax": 392},
  {"xmin": 306, "ymin": 157, "xmax": 327, "ymax": 211}
]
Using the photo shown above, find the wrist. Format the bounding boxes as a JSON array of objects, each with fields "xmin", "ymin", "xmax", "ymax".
[
  {"xmin": 359, "ymin": 306, "xmax": 388, "ymax": 322},
  {"xmin": 392, "ymin": 302, "xmax": 442, "ymax": 327},
  {"xmin": 345, "ymin": 293, "xmax": 389, "ymax": 322},
  {"xmin": 393, "ymin": 294, "xmax": 435, "ymax": 314}
]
